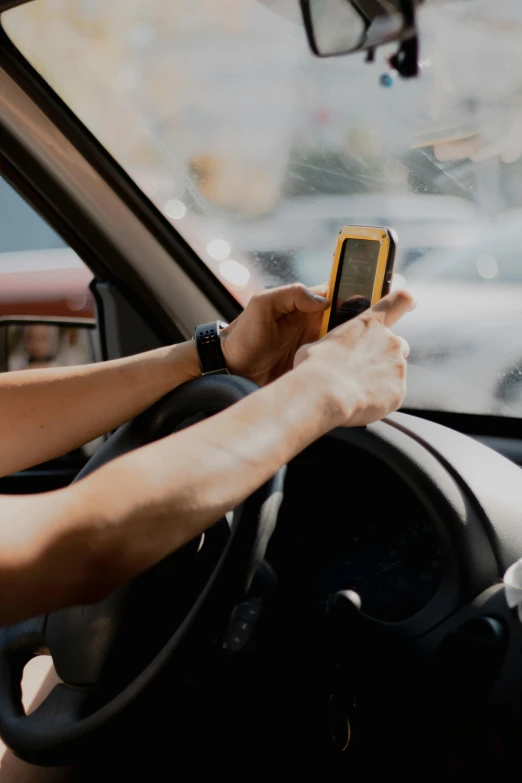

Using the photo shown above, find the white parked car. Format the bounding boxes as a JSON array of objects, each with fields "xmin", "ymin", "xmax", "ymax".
[
  {"xmin": 275, "ymin": 193, "xmax": 486, "ymax": 286},
  {"xmin": 397, "ymin": 239, "xmax": 522, "ymax": 416}
]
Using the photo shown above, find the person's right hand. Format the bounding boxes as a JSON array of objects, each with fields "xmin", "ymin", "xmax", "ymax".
[{"xmin": 294, "ymin": 289, "xmax": 415, "ymax": 427}]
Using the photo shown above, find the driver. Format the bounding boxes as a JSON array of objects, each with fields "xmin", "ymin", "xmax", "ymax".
[{"xmin": 0, "ymin": 282, "xmax": 413, "ymax": 778}]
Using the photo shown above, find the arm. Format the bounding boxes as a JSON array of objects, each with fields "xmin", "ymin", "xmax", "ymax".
[
  {"xmin": 0, "ymin": 363, "xmax": 338, "ymax": 623},
  {"xmin": 0, "ymin": 341, "xmax": 200, "ymax": 477},
  {"xmin": 0, "ymin": 290, "xmax": 413, "ymax": 626},
  {"xmin": 0, "ymin": 282, "xmax": 329, "ymax": 477}
]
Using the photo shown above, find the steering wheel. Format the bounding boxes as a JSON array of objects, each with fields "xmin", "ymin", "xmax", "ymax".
[{"xmin": 0, "ymin": 375, "xmax": 286, "ymax": 766}]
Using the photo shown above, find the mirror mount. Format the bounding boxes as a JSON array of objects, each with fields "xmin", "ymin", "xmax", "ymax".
[
  {"xmin": 389, "ymin": 33, "xmax": 418, "ymax": 78},
  {"xmin": 388, "ymin": 0, "xmax": 418, "ymax": 78}
]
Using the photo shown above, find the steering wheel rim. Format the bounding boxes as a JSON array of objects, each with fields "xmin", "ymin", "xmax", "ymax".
[{"xmin": 0, "ymin": 375, "xmax": 286, "ymax": 766}]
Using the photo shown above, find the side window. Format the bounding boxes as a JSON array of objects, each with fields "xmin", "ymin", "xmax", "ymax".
[
  {"xmin": 0, "ymin": 176, "xmax": 101, "ymax": 481},
  {"xmin": 0, "ymin": 176, "xmax": 95, "ymax": 369}
]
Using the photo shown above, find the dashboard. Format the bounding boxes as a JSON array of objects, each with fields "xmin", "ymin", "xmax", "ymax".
[
  {"xmin": 269, "ymin": 412, "xmax": 522, "ymax": 635},
  {"xmin": 260, "ymin": 412, "xmax": 522, "ymax": 773},
  {"xmin": 317, "ymin": 503, "xmax": 443, "ymax": 623},
  {"xmin": 271, "ymin": 433, "xmax": 445, "ymax": 623}
]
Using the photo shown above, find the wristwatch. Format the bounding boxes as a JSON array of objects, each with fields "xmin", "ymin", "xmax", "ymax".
[{"xmin": 194, "ymin": 321, "xmax": 230, "ymax": 375}]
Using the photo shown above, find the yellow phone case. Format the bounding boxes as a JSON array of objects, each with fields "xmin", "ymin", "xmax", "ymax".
[{"xmin": 320, "ymin": 226, "xmax": 395, "ymax": 338}]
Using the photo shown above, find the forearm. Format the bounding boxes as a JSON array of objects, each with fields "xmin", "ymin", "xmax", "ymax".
[
  {"xmin": 77, "ymin": 364, "xmax": 342, "ymax": 585},
  {"xmin": 0, "ymin": 366, "xmax": 341, "ymax": 625},
  {"xmin": 0, "ymin": 341, "xmax": 200, "ymax": 476}
]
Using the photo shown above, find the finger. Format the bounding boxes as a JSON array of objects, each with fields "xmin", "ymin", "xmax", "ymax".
[
  {"xmin": 470, "ymin": 137, "xmax": 503, "ymax": 163},
  {"xmin": 251, "ymin": 283, "xmax": 329, "ymax": 318},
  {"xmin": 398, "ymin": 336, "xmax": 410, "ymax": 359},
  {"xmin": 433, "ymin": 135, "xmax": 483, "ymax": 162},
  {"xmin": 310, "ymin": 282, "xmax": 329, "ymax": 299},
  {"xmin": 371, "ymin": 289, "xmax": 416, "ymax": 327},
  {"xmin": 501, "ymin": 117, "xmax": 522, "ymax": 163}
]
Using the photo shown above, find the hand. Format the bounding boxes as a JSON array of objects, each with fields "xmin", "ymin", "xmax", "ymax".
[
  {"xmin": 221, "ymin": 283, "xmax": 330, "ymax": 386},
  {"xmin": 433, "ymin": 112, "xmax": 522, "ymax": 164},
  {"xmin": 294, "ymin": 290, "xmax": 415, "ymax": 427}
]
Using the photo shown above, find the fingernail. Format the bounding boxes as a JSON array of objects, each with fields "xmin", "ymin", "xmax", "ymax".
[{"xmin": 311, "ymin": 293, "xmax": 329, "ymax": 304}]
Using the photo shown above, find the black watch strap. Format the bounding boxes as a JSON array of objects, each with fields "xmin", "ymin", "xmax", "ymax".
[{"xmin": 194, "ymin": 321, "xmax": 230, "ymax": 375}]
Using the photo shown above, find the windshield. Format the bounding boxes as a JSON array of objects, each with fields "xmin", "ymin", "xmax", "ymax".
[{"xmin": 5, "ymin": 0, "xmax": 522, "ymax": 417}]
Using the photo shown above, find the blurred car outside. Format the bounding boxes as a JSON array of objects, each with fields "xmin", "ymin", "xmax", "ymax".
[
  {"xmin": 0, "ymin": 175, "xmax": 94, "ymax": 320},
  {"xmin": 397, "ymin": 218, "xmax": 522, "ymax": 415},
  {"xmin": 0, "ymin": 247, "xmax": 94, "ymax": 319},
  {"xmin": 128, "ymin": 167, "xmax": 487, "ymax": 294},
  {"xmin": 232, "ymin": 193, "xmax": 487, "ymax": 288}
]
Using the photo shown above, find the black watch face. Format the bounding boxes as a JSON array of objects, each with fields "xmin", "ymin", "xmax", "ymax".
[{"xmin": 196, "ymin": 322, "xmax": 228, "ymax": 374}]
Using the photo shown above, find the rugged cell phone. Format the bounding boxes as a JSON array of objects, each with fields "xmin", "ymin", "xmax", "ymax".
[{"xmin": 320, "ymin": 226, "xmax": 397, "ymax": 336}]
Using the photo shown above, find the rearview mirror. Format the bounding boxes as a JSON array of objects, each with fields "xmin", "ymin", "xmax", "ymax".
[
  {"xmin": 0, "ymin": 319, "xmax": 97, "ymax": 373},
  {"xmin": 300, "ymin": 0, "xmax": 410, "ymax": 57}
]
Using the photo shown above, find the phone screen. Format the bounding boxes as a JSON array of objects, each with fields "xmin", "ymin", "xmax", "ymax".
[{"xmin": 328, "ymin": 238, "xmax": 380, "ymax": 330}]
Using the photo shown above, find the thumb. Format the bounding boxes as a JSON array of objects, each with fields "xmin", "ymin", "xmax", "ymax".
[
  {"xmin": 371, "ymin": 289, "xmax": 416, "ymax": 327},
  {"xmin": 252, "ymin": 283, "xmax": 330, "ymax": 318},
  {"xmin": 293, "ymin": 285, "xmax": 330, "ymax": 314},
  {"xmin": 310, "ymin": 282, "xmax": 329, "ymax": 299}
]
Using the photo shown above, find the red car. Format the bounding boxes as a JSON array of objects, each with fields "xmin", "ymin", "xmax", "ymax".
[{"xmin": 0, "ymin": 247, "xmax": 94, "ymax": 319}]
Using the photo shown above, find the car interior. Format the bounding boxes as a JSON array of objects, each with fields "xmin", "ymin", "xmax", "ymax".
[{"xmin": 2, "ymin": 0, "xmax": 522, "ymax": 778}]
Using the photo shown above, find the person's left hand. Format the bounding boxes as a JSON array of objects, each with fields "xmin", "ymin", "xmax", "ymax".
[{"xmin": 221, "ymin": 283, "xmax": 330, "ymax": 386}]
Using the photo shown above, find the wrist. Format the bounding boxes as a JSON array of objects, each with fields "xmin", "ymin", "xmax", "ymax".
[
  {"xmin": 219, "ymin": 324, "xmax": 236, "ymax": 374},
  {"xmin": 290, "ymin": 362, "xmax": 351, "ymax": 431},
  {"xmin": 160, "ymin": 340, "xmax": 201, "ymax": 387}
]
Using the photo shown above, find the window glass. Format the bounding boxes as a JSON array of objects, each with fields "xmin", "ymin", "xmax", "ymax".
[
  {"xmin": 0, "ymin": 177, "xmax": 94, "ymax": 319},
  {"xmin": 7, "ymin": 0, "xmax": 522, "ymax": 418}
]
